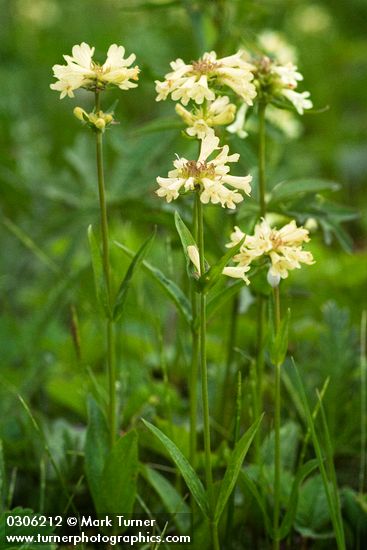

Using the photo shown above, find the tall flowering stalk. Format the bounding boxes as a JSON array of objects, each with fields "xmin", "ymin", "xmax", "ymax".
[
  {"xmin": 155, "ymin": 50, "xmax": 255, "ymax": 550},
  {"xmin": 51, "ymin": 42, "xmax": 139, "ymax": 447},
  {"xmin": 223, "ymin": 40, "xmax": 314, "ymax": 549}
]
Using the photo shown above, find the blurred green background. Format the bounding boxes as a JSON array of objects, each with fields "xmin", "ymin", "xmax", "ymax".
[{"xmin": 0, "ymin": 0, "xmax": 366, "ymax": 528}]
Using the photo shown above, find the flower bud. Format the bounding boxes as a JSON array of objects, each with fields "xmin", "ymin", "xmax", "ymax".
[
  {"xmin": 104, "ymin": 114, "xmax": 113, "ymax": 124},
  {"xmin": 94, "ymin": 118, "xmax": 106, "ymax": 131},
  {"xmin": 73, "ymin": 106, "xmax": 87, "ymax": 121},
  {"xmin": 267, "ymin": 269, "xmax": 281, "ymax": 288}
]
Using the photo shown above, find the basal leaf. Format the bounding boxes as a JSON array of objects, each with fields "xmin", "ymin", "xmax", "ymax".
[
  {"xmin": 101, "ymin": 431, "xmax": 139, "ymax": 515},
  {"xmin": 142, "ymin": 419, "xmax": 209, "ymax": 517},
  {"xmin": 85, "ymin": 396, "xmax": 109, "ymax": 514}
]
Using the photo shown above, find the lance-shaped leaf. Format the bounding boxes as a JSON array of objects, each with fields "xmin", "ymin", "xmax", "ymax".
[
  {"xmin": 114, "ymin": 241, "xmax": 192, "ymax": 326},
  {"xmin": 270, "ymin": 179, "xmax": 340, "ymax": 204},
  {"xmin": 214, "ymin": 415, "xmax": 263, "ymax": 523},
  {"xmin": 202, "ymin": 236, "xmax": 245, "ymax": 293},
  {"xmin": 174, "ymin": 211, "xmax": 201, "ymax": 281},
  {"xmin": 142, "ymin": 419, "xmax": 209, "ymax": 517},
  {"xmin": 88, "ymin": 225, "xmax": 110, "ymax": 318},
  {"xmin": 113, "ymin": 230, "xmax": 156, "ymax": 321},
  {"xmin": 270, "ymin": 308, "xmax": 290, "ymax": 367}
]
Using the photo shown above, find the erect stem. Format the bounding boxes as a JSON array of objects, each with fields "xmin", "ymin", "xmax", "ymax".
[
  {"xmin": 95, "ymin": 91, "xmax": 116, "ymax": 448},
  {"xmin": 273, "ymin": 284, "xmax": 281, "ymax": 550},
  {"xmin": 189, "ymin": 194, "xmax": 200, "ymax": 467},
  {"xmin": 196, "ymin": 194, "xmax": 219, "ymax": 549},
  {"xmin": 258, "ymin": 102, "xmax": 267, "ymax": 219}
]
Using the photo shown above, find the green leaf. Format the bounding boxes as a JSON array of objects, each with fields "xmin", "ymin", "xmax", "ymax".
[
  {"xmin": 101, "ymin": 431, "xmax": 139, "ymax": 515},
  {"xmin": 140, "ymin": 465, "xmax": 190, "ymax": 532},
  {"xmin": 174, "ymin": 211, "xmax": 199, "ymax": 279},
  {"xmin": 87, "ymin": 225, "xmax": 110, "ymax": 319},
  {"xmin": 85, "ymin": 396, "xmax": 109, "ymax": 514},
  {"xmin": 113, "ymin": 230, "xmax": 156, "ymax": 321},
  {"xmin": 278, "ymin": 459, "xmax": 318, "ymax": 538},
  {"xmin": 214, "ymin": 415, "xmax": 263, "ymax": 523},
  {"xmin": 203, "ymin": 236, "xmax": 245, "ymax": 293},
  {"xmin": 142, "ymin": 419, "xmax": 209, "ymax": 517},
  {"xmin": 270, "ymin": 179, "xmax": 340, "ymax": 203},
  {"xmin": 114, "ymin": 241, "xmax": 192, "ymax": 326},
  {"xmin": 207, "ymin": 280, "xmax": 243, "ymax": 320},
  {"xmin": 270, "ymin": 309, "xmax": 290, "ymax": 366},
  {"xmin": 295, "ymin": 475, "xmax": 334, "ymax": 539}
]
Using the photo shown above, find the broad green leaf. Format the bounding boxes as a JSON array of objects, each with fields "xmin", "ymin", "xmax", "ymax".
[
  {"xmin": 214, "ymin": 415, "xmax": 263, "ymax": 523},
  {"xmin": 101, "ymin": 431, "xmax": 139, "ymax": 515},
  {"xmin": 140, "ymin": 464, "xmax": 190, "ymax": 532},
  {"xmin": 270, "ymin": 179, "xmax": 340, "ymax": 203},
  {"xmin": 174, "ymin": 211, "xmax": 200, "ymax": 280},
  {"xmin": 113, "ymin": 230, "xmax": 155, "ymax": 321},
  {"xmin": 278, "ymin": 459, "xmax": 318, "ymax": 539},
  {"xmin": 203, "ymin": 236, "xmax": 245, "ymax": 293},
  {"xmin": 87, "ymin": 225, "xmax": 110, "ymax": 319},
  {"xmin": 270, "ymin": 309, "xmax": 290, "ymax": 367},
  {"xmin": 295, "ymin": 475, "xmax": 333, "ymax": 539},
  {"xmin": 142, "ymin": 419, "xmax": 209, "ymax": 517},
  {"xmin": 261, "ymin": 421, "xmax": 301, "ymax": 471},
  {"xmin": 207, "ymin": 280, "xmax": 243, "ymax": 320},
  {"xmin": 114, "ymin": 241, "xmax": 192, "ymax": 326},
  {"xmin": 85, "ymin": 396, "xmax": 109, "ymax": 514}
]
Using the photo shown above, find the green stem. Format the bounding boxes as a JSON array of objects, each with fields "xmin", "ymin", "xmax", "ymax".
[
  {"xmin": 360, "ymin": 310, "xmax": 367, "ymax": 494},
  {"xmin": 258, "ymin": 103, "xmax": 267, "ymax": 219},
  {"xmin": 273, "ymin": 285, "xmax": 281, "ymax": 550},
  {"xmin": 189, "ymin": 195, "xmax": 200, "ymax": 467},
  {"xmin": 196, "ymin": 195, "xmax": 218, "ymax": 548},
  {"xmin": 95, "ymin": 91, "xmax": 116, "ymax": 448}
]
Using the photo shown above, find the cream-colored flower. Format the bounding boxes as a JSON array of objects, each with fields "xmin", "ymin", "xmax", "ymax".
[
  {"xmin": 50, "ymin": 42, "xmax": 139, "ymax": 98},
  {"xmin": 156, "ymin": 132, "xmax": 252, "ymax": 209},
  {"xmin": 282, "ymin": 89, "xmax": 313, "ymax": 114},
  {"xmin": 175, "ymin": 96, "xmax": 236, "ymax": 138},
  {"xmin": 224, "ymin": 218, "xmax": 314, "ymax": 283},
  {"xmin": 258, "ymin": 30, "xmax": 298, "ymax": 64},
  {"xmin": 226, "ymin": 103, "xmax": 249, "ymax": 139},
  {"xmin": 155, "ymin": 50, "xmax": 256, "ymax": 106}
]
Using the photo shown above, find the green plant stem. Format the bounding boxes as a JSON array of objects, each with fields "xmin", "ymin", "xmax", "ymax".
[
  {"xmin": 273, "ymin": 284, "xmax": 281, "ymax": 550},
  {"xmin": 258, "ymin": 102, "xmax": 267, "ymax": 219},
  {"xmin": 189, "ymin": 195, "xmax": 200, "ymax": 467},
  {"xmin": 95, "ymin": 91, "xmax": 116, "ymax": 448},
  {"xmin": 359, "ymin": 310, "xmax": 367, "ymax": 494},
  {"xmin": 196, "ymin": 195, "xmax": 219, "ymax": 550}
]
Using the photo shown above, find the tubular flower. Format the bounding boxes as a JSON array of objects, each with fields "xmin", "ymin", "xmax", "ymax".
[
  {"xmin": 175, "ymin": 96, "xmax": 236, "ymax": 138},
  {"xmin": 223, "ymin": 218, "xmax": 314, "ymax": 284},
  {"xmin": 50, "ymin": 42, "xmax": 139, "ymax": 98},
  {"xmin": 156, "ymin": 132, "xmax": 252, "ymax": 209},
  {"xmin": 155, "ymin": 51, "xmax": 257, "ymax": 106}
]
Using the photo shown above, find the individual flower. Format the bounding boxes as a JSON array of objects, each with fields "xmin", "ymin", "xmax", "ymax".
[
  {"xmin": 227, "ymin": 103, "xmax": 249, "ymax": 139},
  {"xmin": 223, "ymin": 218, "xmax": 314, "ymax": 284},
  {"xmin": 155, "ymin": 51, "xmax": 257, "ymax": 106},
  {"xmin": 156, "ymin": 132, "xmax": 252, "ymax": 209},
  {"xmin": 50, "ymin": 42, "xmax": 139, "ymax": 98},
  {"xmin": 281, "ymin": 89, "xmax": 313, "ymax": 115},
  {"xmin": 175, "ymin": 96, "xmax": 236, "ymax": 138},
  {"xmin": 187, "ymin": 245, "xmax": 201, "ymax": 275}
]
